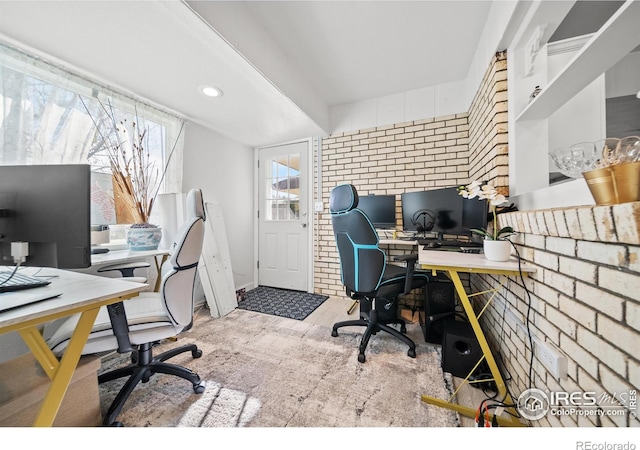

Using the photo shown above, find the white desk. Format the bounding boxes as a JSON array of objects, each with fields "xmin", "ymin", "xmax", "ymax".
[
  {"xmin": 92, "ymin": 248, "xmax": 169, "ymax": 292},
  {"xmin": 91, "ymin": 248, "xmax": 169, "ymax": 266},
  {"xmin": 0, "ymin": 269, "xmax": 147, "ymax": 426},
  {"xmin": 418, "ymin": 248, "xmax": 536, "ymax": 426}
]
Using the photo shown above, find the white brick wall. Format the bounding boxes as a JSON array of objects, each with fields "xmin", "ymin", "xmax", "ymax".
[
  {"xmin": 314, "ymin": 114, "xmax": 471, "ymax": 298},
  {"xmin": 312, "ymin": 50, "xmax": 640, "ymax": 427},
  {"xmin": 494, "ymin": 205, "xmax": 640, "ymax": 426}
]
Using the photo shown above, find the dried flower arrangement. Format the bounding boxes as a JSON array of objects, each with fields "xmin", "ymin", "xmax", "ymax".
[{"xmin": 82, "ymin": 97, "xmax": 183, "ymax": 226}]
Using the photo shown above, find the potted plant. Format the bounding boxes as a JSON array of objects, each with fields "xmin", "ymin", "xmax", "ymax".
[
  {"xmin": 84, "ymin": 98, "xmax": 180, "ymax": 251},
  {"xmin": 458, "ymin": 181, "xmax": 515, "ymax": 261}
]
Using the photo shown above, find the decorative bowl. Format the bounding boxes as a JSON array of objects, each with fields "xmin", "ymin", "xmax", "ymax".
[{"xmin": 549, "ymin": 142, "xmax": 600, "ymax": 178}]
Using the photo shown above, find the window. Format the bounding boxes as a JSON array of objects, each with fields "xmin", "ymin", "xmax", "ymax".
[
  {"xmin": 264, "ymin": 154, "xmax": 301, "ymax": 221},
  {"xmin": 0, "ymin": 42, "xmax": 185, "ymax": 224}
]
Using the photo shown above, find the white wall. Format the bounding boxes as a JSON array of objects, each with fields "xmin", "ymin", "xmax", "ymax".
[
  {"xmin": 181, "ymin": 123, "xmax": 255, "ymax": 292},
  {"xmin": 327, "ymin": 1, "xmax": 522, "ymax": 135},
  {"xmin": 329, "ymin": 80, "xmax": 467, "ymax": 133}
]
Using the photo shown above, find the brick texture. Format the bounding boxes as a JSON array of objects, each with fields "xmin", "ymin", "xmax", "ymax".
[{"xmin": 312, "ymin": 51, "xmax": 640, "ymax": 427}]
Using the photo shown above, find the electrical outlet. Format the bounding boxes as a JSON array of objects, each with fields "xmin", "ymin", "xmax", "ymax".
[
  {"xmin": 314, "ymin": 202, "xmax": 324, "ymax": 212},
  {"xmin": 535, "ymin": 340, "xmax": 568, "ymax": 379}
]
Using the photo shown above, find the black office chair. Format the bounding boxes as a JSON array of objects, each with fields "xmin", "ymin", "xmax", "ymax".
[
  {"xmin": 47, "ymin": 189, "xmax": 207, "ymax": 426},
  {"xmin": 329, "ymin": 184, "xmax": 430, "ymax": 363}
]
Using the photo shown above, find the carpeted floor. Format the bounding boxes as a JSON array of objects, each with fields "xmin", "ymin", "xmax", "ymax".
[
  {"xmin": 97, "ymin": 308, "xmax": 460, "ymax": 428},
  {"xmin": 236, "ymin": 285, "xmax": 329, "ymax": 320}
]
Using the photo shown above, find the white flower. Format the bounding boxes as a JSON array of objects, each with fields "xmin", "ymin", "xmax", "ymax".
[{"xmin": 458, "ymin": 180, "xmax": 514, "ymax": 241}]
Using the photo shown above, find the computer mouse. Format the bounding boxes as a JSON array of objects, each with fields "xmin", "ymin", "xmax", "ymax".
[{"xmin": 426, "ymin": 241, "xmax": 441, "ymax": 248}]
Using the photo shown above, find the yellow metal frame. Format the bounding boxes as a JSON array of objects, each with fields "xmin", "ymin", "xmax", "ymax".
[
  {"xmin": 153, "ymin": 253, "xmax": 169, "ymax": 292},
  {"xmin": 419, "ymin": 264, "xmax": 529, "ymax": 427},
  {"xmin": 0, "ymin": 292, "xmax": 139, "ymax": 426}
]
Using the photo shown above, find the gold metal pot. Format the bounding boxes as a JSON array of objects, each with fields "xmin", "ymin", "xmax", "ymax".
[{"xmin": 583, "ymin": 161, "xmax": 640, "ymax": 205}]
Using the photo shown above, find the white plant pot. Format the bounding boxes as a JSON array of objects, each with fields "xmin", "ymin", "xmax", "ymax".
[{"xmin": 483, "ymin": 239, "xmax": 511, "ymax": 262}]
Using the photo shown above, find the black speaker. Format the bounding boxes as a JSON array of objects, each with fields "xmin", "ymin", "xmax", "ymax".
[
  {"xmin": 441, "ymin": 320, "xmax": 484, "ymax": 379},
  {"xmin": 419, "ymin": 274, "xmax": 455, "ymax": 343}
]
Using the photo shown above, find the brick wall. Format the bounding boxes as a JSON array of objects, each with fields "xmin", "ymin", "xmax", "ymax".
[
  {"xmin": 314, "ymin": 115, "xmax": 471, "ymax": 298},
  {"xmin": 313, "ymin": 50, "xmax": 640, "ymax": 427},
  {"xmin": 483, "ymin": 203, "xmax": 640, "ymax": 426},
  {"xmin": 467, "ymin": 51, "xmax": 509, "ymax": 192}
]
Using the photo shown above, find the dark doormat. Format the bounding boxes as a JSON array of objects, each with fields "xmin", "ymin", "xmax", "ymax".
[{"xmin": 237, "ymin": 286, "xmax": 329, "ymax": 321}]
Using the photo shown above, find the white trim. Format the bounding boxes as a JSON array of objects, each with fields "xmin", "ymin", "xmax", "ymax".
[
  {"xmin": 254, "ymin": 137, "xmax": 315, "ymax": 293},
  {"xmin": 546, "ymin": 33, "xmax": 593, "ymax": 56},
  {"xmin": 510, "ymin": 178, "xmax": 594, "ymax": 211}
]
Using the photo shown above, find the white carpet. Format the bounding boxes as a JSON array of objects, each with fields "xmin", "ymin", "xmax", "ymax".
[{"xmin": 98, "ymin": 308, "xmax": 460, "ymax": 427}]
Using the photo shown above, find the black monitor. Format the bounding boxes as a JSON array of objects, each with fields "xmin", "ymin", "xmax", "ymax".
[
  {"xmin": 0, "ymin": 164, "xmax": 92, "ymax": 269},
  {"xmin": 401, "ymin": 187, "xmax": 488, "ymax": 239},
  {"xmin": 357, "ymin": 194, "xmax": 396, "ymax": 229}
]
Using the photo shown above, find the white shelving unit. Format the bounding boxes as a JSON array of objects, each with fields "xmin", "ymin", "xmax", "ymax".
[
  {"xmin": 516, "ymin": 0, "xmax": 640, "ymax": 122},
  {"xmin": 509, "ymin": 0, "xmax": 640, "ymax": 209}
]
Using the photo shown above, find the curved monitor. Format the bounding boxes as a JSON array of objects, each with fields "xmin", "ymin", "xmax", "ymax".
[
  {"xmin": 0, "ymin": 164, "xmax": 91, "ymax": 269},
  {"xmin": 401, "ymin": 187, "xmax": 488, "ymax": 237},
  {"xmin": 357, "ymin": 194, "xmax": 396, "ymax": 229}
]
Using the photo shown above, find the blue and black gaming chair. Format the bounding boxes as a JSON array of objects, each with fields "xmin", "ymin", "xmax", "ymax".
[{"xmin": 329, "ymin": 184, "xmax": 429, "ymax": 362}]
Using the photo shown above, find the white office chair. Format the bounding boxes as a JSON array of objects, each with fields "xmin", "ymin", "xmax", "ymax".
[{"xmin": 47, "ymin": 189, "xmax": 207, "ymax": 426}]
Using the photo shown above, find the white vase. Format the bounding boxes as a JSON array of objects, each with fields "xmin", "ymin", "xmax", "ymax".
[
  {"xmin": 483, "ymin": 239, "xmax": 511, "ymax": 262},
  {"xmin": 127, "ymin": 227, "xmax": 162, "ymax": 251}
]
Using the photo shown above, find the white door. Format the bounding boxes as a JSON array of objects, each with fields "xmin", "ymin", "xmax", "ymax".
[{"xmin": 258, "ymin": 141, "xmax": 309, "ymax": 291}]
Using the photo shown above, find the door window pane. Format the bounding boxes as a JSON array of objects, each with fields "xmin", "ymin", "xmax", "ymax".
[{"xmin": 264, "ymin": 153, "xmax": 300, "ymax": 221}]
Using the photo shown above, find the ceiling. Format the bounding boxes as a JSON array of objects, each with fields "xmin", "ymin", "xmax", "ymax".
[
  {"xmin": 188, "ymin": 1, "xmax": 493, "ymax": 107},
  {"xmin": 0, "ymin": 1, "xmax": 494, "ymax": 147}
]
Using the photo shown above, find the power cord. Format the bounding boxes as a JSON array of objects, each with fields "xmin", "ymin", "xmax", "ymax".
[
  {"xmin": 472, "ymin": 239, "xmax": 533, "ymax": 427},
  {"xmin": 0, "ymin": 262, "xmax": 21, "ymax": 286},
  {"xmin": 509, "ymin": 240, "xmax": 535, "ymax": 390}
]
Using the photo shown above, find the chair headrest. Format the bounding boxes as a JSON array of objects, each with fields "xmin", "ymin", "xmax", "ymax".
[
  {"xmin": 330, "ymin": 184, "xmax": 359, "ymax": 214},
  {"xmin": 186, "ymin": 189, "xmax": 205, "ymax": 221}
]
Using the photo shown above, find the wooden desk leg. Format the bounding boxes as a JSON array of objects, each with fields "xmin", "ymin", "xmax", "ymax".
[
  {"xmin": 19, "ymin": 308, "xmax": 99, "ymax": 427},
  {"xmin": 421, "ymin": 270, "xmax": 525, "ymax": 427},
  {"xmin": 153, "ymin": 254, "xmax": 168, "ymax": 292}
]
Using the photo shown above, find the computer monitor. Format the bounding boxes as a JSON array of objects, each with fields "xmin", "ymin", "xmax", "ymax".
[
  {"xmin": 357, "ymin": 194, "xmax": 396, "ymax": 229},
  {"xmin": 401, "ymin": 187, "xmax": 488, "ymax": 239},
  {"xmin": 0, "ymin": 164, "xmax": 92, "ymax": 269}
]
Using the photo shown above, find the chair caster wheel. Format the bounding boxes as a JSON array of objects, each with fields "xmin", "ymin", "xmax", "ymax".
[
  {"xmin": 193, "ymin": 380, "xmax": 206, "ymax": 394},
  {"xmin": 358, "ymin": 353, "xmax": 366, "ymax": 363},
  {"xmin": 407, "ymin": 348, "xmax": 416, "ymax": 358},
  {"xmin": 331, "ymin": 329, "xmax": 338, "ymax": 337},
  {"xmin": 192, "ymin": 349, "xmax": 203, "ymax": 358},
  {"xmin": 103, "ymin": 421, "xmax": 124, "ymax": 427}
]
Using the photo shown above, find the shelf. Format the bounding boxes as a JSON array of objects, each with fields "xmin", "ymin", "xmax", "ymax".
[{"xmin": 516, "ymin": 0, "xmax": 640, "ymax": 122}]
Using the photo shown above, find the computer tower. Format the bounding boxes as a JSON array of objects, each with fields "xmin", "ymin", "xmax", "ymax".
[
  {"xmin": 441, "ymin": 320, "xmax": 484, "ymax": 379},
  {"xmin": 419, "ymin": 274, "xmax": 455, "ymax": 343}
]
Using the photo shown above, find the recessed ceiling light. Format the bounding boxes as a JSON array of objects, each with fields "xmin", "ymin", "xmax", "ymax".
[{"xmin": 200, "ymin": 85, "xmax": 223, "ymax": 98}]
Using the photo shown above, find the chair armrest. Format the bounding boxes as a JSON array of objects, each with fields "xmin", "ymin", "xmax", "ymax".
[
  {"xmin": 98, "ymin": 261, "xmax": 151, "ymax": 277},
  {"xmin": 393, "ymin": 254, "xmax": 418, "ymax": 295},
  {"xmin": 106, "ymin": 302, "xmax": 133, "ymax": 353}
]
